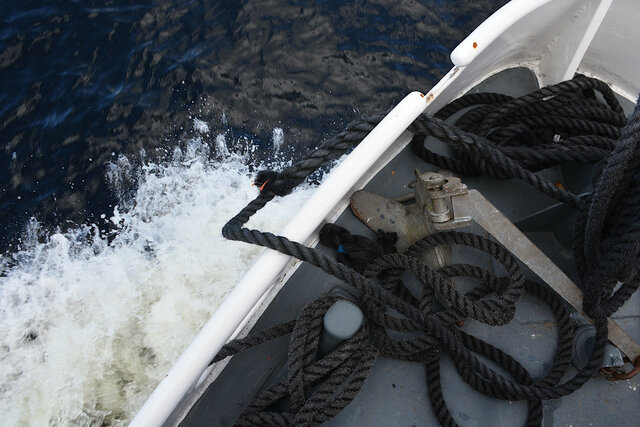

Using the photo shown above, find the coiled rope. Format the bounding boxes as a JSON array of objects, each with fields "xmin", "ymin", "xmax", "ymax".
[{"xmin": 213, "ymin": 75, "xmax": 637, "ymax": 426}]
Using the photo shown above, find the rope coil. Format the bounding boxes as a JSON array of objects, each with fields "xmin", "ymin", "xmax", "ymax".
[{"xmin": 214, "ymin": 75, "xmax": 638, "ymax": 426}]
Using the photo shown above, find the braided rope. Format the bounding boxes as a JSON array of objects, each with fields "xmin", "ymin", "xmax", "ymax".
[{"xmin": 212, "ymin": 76, "xmax": 638, "ymax": 426}]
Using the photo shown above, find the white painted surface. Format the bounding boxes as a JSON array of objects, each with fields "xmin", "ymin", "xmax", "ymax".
[
  {"xmin": 451, "ymin": 0, "xmax": 616, "ymax": 88},
  {"xmin": 451, "ymin": 0, "xmax": 640, "ymax": 101},
  {"xmin": 450, "ymin": 0, "xmax": 555, "ymax": 67},
  {"xmin": 541, "ymin": 0, "xmax": 613, "ymax": 84},
  {"xmin": 581, "ymin": 0, "xmax": 640, "ymax": 101}
]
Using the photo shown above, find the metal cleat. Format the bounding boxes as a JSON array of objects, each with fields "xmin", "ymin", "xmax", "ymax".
[
  {"xmin": 350, "ymin": 190, "xmax": 431, "ymax": 254},
  {"xmin": 350, "ymin": 170, "xmax": 471, "ymax": 252}
]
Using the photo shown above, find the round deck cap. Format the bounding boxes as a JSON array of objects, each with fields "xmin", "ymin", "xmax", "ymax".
[{"xmin": 323, "ymin": 300, "xmax": 364, "ymax": 340}]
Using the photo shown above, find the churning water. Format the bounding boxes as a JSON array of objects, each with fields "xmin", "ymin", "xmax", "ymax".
[{"xmin": 0, "ymin": 1, "xmax": 507, "ymax": 424}]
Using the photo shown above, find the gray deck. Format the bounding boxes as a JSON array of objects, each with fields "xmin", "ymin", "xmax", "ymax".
[{"xmin": 181, "ymin": 68, "xmax": 640, "ymax": 426}]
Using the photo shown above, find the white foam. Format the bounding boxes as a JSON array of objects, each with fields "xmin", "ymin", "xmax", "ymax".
[
  {"xmin": 0, "ymin": 138, "xmax": 316, "ymax": 426},
  {"xmin": 192, "ymin": 118, "xmax": 210, "ymax": 134},
  {"xmin": 272, "ymin": 127, "xmax": 284, "ymax": 151},
  {"xmin": 215, "ymin": 134, "xmax": 229, "ymax": 157}
]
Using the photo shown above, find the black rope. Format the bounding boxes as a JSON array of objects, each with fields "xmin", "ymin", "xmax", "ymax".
[
  {"xmin": 212, "ymin": 75, "xmax": 637, "ymax": 426},
  {"xmin": 318, "ymin": 223, "xmax": 399, "ymax": 274},
  {"xmin": 253, "ymin": 116, "xmax": 384, "ymax": 196},
  {"xmin": 410, "ymin": 75, "xmax": 627, "ymax": 210},
  {"xmin": 575, "ymin": 97, "xmax": 640, "ymax": 318}
]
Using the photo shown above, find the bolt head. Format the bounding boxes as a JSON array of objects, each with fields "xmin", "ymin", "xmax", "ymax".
[{"xmin": 423, "ymin": 172, "xmax": 445, "ymax": 189}]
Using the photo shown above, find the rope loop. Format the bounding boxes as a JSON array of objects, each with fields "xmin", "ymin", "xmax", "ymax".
[{"xmin": 213, "ymin": 76, "xmax": 640, "ymax": 426}]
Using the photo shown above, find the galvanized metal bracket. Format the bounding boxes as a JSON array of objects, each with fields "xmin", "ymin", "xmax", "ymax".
[{"xmin": 414, "ymin": 170, "xmax": 472, "ymax": 230}]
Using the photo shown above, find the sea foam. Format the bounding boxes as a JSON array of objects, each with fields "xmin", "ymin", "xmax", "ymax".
[{"xmin": 0, "ymin": 129, "xmax": 316, "ymax": 426}]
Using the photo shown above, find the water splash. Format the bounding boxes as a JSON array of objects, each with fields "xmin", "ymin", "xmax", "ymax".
[
  {"xmin": 0, "ymin": 132, "xmax": 316, "ymax": 426},
  {"xmin": 272, "ymin": 127, "xmax": 284, "ymax": 151},
  {"xmin": 192, "ymin": 118, "xmax": 210, "ymax": 134}
]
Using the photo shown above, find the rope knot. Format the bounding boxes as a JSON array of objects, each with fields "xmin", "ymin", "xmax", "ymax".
[
  {"xmin": 253, "ymin": 170, "xmax": 280, "ymax": 193},
  {"xmin": 254, "ymin": 170, "xmax": 298, "ymax": 196},
  {"xmin": 319, "ymin": 223, "xmax": 397, "ymax": 272}
]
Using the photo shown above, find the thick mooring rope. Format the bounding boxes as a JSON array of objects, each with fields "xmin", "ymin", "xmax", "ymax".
[{"xmin": 214, "ymin": 75, "xmax": 636, "ymax": 426}]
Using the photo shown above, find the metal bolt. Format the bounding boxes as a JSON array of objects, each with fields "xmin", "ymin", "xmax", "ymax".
[
  {"xmin": 424, "ymin": 173, "xmax": 445, "ymax": 189},
  {"xmin": 430, "ymin": 198, "xmax": 450, "ymax": 222}
]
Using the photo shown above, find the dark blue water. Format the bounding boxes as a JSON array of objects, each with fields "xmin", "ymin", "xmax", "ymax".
[{"xmin": 0, "ymin": 0, "xmax": 507, "ymax": 253}]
